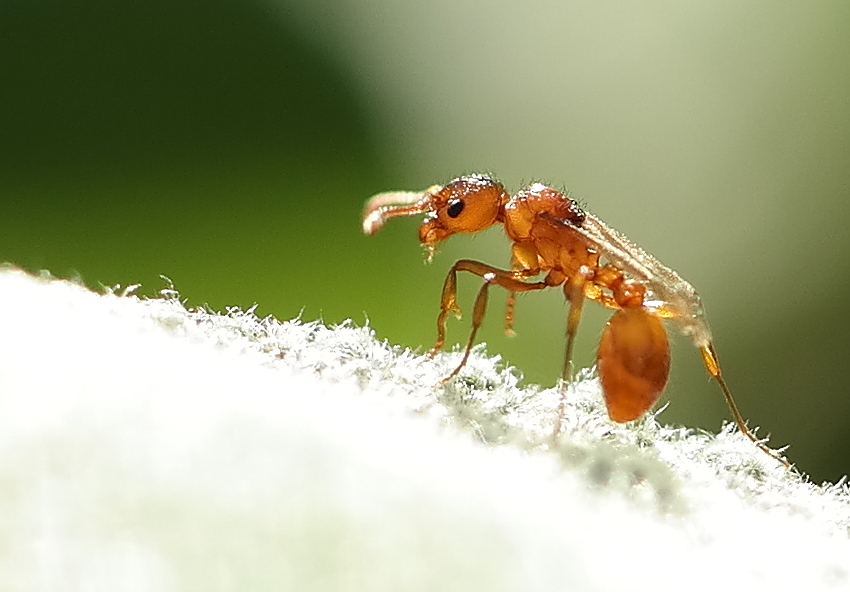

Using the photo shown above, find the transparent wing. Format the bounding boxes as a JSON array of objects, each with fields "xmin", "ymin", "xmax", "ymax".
[{"xmin": 546, "ymin": 211, "xmax": 713, "ymax": 346}]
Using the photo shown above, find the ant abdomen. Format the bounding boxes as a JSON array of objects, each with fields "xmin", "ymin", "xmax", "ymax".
[{"xmin": 597, "ymin": 308, "xmax": 671, "ymax": 423}]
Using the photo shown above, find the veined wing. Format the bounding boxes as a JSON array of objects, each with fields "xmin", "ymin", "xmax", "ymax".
[{"xmin": 544, "ymin": 211, "xmax": 713, "ymax": 346}]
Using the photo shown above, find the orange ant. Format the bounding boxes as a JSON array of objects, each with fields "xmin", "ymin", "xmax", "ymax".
[{"xmin": 362, "ymin": 174, "xmax": 788, "ymax": 467}]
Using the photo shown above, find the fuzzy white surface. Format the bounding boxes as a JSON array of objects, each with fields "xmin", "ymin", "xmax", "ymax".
[{"xmin": 0, "ymin": 267, "xmax": 848, "ymax": 591}]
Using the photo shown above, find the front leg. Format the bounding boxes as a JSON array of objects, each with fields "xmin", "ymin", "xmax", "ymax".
[{"xmin": 428, "ymin": 259, "xmax": 550, "ymax": 381}]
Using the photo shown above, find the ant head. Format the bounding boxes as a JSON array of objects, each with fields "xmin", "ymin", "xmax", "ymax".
[
  {"xmin": 417, "ymin": 175, "xmax": 508, "ymax": 247},
  {"xmin": 362, "ymin": 174, "xmax": 508, "ymax": 249}
]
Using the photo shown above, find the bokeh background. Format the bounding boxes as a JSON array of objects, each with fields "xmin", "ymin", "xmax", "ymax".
[{"xmin": 2, "ymin": 0, "xmax": 848, "ymax": 482}]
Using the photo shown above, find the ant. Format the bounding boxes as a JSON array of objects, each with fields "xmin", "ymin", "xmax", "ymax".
[{"xmin": 362, "ymin": 174, "xmax": 788, "ymax": 467}]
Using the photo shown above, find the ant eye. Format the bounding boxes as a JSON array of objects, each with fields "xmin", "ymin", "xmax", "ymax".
[{"xmin": 447, "ymin": 199, "xmax": 465, "ymax": 218}]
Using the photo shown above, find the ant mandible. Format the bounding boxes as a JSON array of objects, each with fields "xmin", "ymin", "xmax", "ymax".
[{"xmin": 362, "ymin": 174, "xmax": 788, "ymax": 467}]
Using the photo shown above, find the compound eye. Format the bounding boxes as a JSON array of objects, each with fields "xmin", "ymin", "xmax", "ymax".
[{"xmin": 446, "ymin": 199, "xmax": 465, "ymax": 218}]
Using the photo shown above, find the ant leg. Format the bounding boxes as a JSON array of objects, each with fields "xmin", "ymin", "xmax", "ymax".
[
  {"xmin": 505, "ymin": 242, "xmax": 541, "ymax": 338},
  {"xmin": 561, "ymin": 266, "xmax": 593, "ymax": 382},
  {"xmin": 504, "ymin": 272, "xmax": 540, "ymax": 337},
  {"xmin": 428, "ymin": 267, "xmax": 462, "ymax": 357},
  {"xmin": 562, "ymin": 290, "xmax": 584, "ymax": 383},
  {"xmin": 429, "ymin": 261, "xmax": 540, "ymax": 357},
  {"xmin": 555, "ymin": 267, "xmax": 592, "ymax": 440},
  {"xmin": 429, "ymin": 259, "xmax": 549, "ymax": 380},
  {"xmin": 505, "ymin": 292, "xmax": 517, "ymax": 337},
  {"xmin": 700, "ymin": 344, "xmax": 791, "ymax": 468},
  {"xmin": 441, "ymin": 279, "xmax": 491, "ymax": 382}
]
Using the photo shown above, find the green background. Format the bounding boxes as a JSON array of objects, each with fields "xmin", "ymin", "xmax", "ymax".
[{"xmin": 2, "ymin": 0, "xmax": 849, "ymax": 482}]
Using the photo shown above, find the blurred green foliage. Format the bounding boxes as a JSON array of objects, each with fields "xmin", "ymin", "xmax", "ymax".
[
  {"xmin": 2, "ymin": 0, "xmax": 849, "ymax": 482},
  {"xmin": 0, "ymin": 0, "xmax": 383, "ymax": 320}
]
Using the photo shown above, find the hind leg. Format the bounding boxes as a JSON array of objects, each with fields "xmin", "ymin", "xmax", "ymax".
[{"xmin": 700, "ymin": 344, "xmax": 790, "ymax": 468}]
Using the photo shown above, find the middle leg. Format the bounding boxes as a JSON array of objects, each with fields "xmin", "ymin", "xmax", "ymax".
[{"xmin": 555, "ymin": 266, "xmax": 594, "ymax": 441}]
